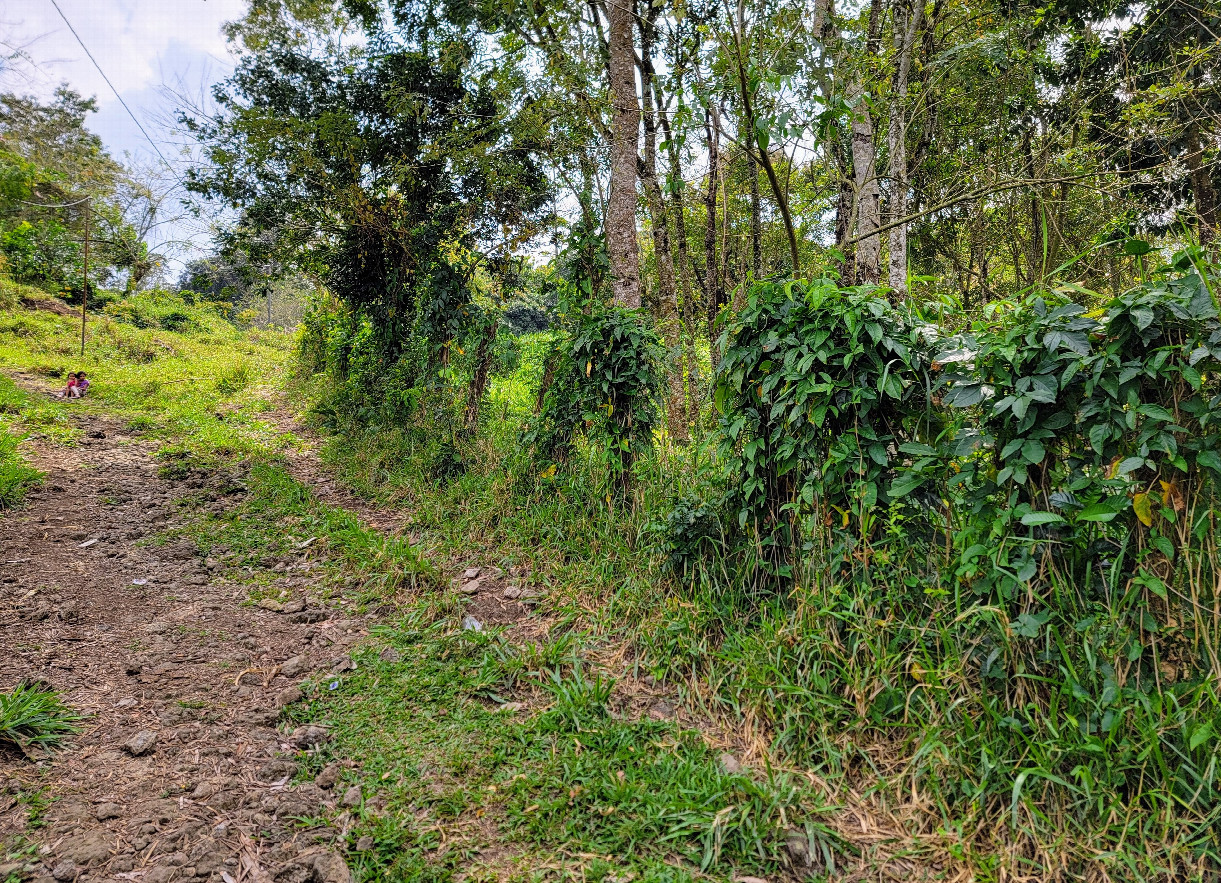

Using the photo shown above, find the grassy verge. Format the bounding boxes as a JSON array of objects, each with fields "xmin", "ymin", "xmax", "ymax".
[
  {"xmin": 289, "ymin": 329, "xmax": 1221, "ymax": 881},
  {"xmin": 180, "ymin": 462, "xmax": 841, "ymax": 882},
  {"xmin": 0, "ymin": 377, "xmax": 46, "ymax": 508}
]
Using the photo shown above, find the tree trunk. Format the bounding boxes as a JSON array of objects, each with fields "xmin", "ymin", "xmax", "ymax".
[
  {"xmin": 730, "ymin": 0, "xmax": 800, "ymax": 275},
  {"xmin": 830, "ymin": 119, "xmax": 857, "ymax": 282},
  {"xmin": 749, "ymin": 151, "xmax": 762, "ymax": 278},
  {"xmin": 638, "ymin": 8, "xmax": 687, "ymax": 443},
  {"xmin": 606, "ymin": 0, "xmax": 641, "ymax": 308},
  {"xmin": 464, "ymin": 320, "xmax": 499, "ymax": 432},
  {"xmin": 704, "ymin": 105, "xmax": 723, "ymax": 351},
  {"xmin": 851, "ymin": 88, "xmax": 882, "ymax": 285},
  {"xmin": 849, "ymin": 0, "xmax": 885, "ymax": 285},
  {"xmin": 659, "ymin": 98, "xmax": 701, "ymax": 433},
  {"xmin": 886, "ymin": 0, "xmax": 924, "ymax": 296},
  {"xmin": 1186, "ymin": 124, "xmax": 1218, "ymax": 246}
]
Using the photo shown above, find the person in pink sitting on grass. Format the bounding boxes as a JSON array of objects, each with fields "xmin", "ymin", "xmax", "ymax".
[
  {"xmin": 73, "ymin": 370, "xmax": 89, "ymax": 397},
  {"xmin": 57, "ymin": 372, "xmax": 78, "ymax": 398}
]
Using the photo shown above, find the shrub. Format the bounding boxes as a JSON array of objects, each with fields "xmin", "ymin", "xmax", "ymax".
[
  {"xmin": 102, "ymin": 289, "xmax": 232, "ymax": 336},
  {"xmin": 939, "ymin": 252, "xmax": 1221, "ymax": 601},
  {"xmin": 523, "ymin": 304, "xmax": 664, "ymax": 482},
  {"xmin": 652, "ymin": 494, "xmax": 725, "ymax": 580},
  {"xmin": 713, "ymin": 278, "xmax": 942, "ymax": 564}
]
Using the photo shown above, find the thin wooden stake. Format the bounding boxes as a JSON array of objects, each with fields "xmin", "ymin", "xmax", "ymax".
[{"xmin": 80, "ymin": 197, "xmax": 90, "ymax": 358}]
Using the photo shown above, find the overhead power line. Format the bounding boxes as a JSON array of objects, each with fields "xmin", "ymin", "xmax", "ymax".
[{"xmin": 47, "ymin": 0, "xmax": 174, "ymax": 171}]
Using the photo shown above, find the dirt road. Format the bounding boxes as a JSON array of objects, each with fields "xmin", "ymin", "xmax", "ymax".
[{"xmin": 1, "ymin": 402, "xmax": 370, "ymax": 883}]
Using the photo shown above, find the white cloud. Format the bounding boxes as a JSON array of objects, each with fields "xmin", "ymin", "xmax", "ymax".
[{"xmin": 7, "ymin": 0, "xmax": 244, "ymax": 104}]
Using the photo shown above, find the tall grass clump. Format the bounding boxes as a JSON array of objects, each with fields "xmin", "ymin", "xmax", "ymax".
[
  {"xmin": 0, "ymin": 376, "xmax": 44, "ymax": 508},
  {"xmin": 0, "ymin": 682, "xmax": 80, "ymax": 753}
]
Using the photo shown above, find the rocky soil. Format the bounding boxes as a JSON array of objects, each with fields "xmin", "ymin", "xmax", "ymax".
[{"xmin": 1, "ymin": 407, "xmax": 370, "ymax": 883}]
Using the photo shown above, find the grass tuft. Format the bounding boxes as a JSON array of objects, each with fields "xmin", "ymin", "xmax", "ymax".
[{"xmin": 0, "ymin": 682, "xmax": 80, "ymax": 753}]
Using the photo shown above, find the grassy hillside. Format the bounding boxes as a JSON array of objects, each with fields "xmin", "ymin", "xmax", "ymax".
[{"xmin": 0, "ymin": 281, "xmax": 296, "ymax": 461}]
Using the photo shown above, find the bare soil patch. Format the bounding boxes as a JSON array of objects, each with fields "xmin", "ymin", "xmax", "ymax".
[{"xmin": 1, "ymin": 407, "xmax": 366, "ymax": 883}]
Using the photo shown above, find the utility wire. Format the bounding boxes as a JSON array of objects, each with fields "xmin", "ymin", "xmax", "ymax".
[
  {"xmin": 19, "ymin": 197, "xmax": 92, "ymax": 208},
  {"xmin": 47, "ymin": 0, "xmax": 174, "ymax": 171}
]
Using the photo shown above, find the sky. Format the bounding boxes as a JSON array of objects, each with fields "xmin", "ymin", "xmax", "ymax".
[{"xmin": 3, "ymin": 0, "xmax": 248, "ymax": 276}]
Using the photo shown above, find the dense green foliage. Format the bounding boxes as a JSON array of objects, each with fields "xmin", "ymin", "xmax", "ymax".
[
  {"xmin": 289, "ymin": 250, "xmax": 1221, "ymax": 879},
  {"xmin": 185, "ymin": 3, "xmax": 552, "ymax": 388},
  {"xmin": 524, "ymin": 305, "xmax": 665, "ymax": 477},
  {"xmin": 714, "ymin": 280, "xmax": 937, "ymax": 550}
]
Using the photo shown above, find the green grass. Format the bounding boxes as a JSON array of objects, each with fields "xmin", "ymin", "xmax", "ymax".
[
  {"xmin": 289, "ymin": 618, "xmax": 842, "ymax": 883},
  {"xmin": 0, "ymin": 286, "xmax": 297, "ymax": 462},
  {"xmin": 0, "ymin": 682, "xmax": 80, "ymax": 753},
  {"xmin": 3, "ymin": 281, "xmax": 1218, "ymax": 880},
  {"xmin": 0, "ymin": 376, "xmax": 45, "ymax": 508},
  {"xmin": 288, "ymin": 331, "xmax": 1221, "ymax": 881},
  {"xmin": 170, "ymin": 453, "xmax": 839, "ymax": 882}
]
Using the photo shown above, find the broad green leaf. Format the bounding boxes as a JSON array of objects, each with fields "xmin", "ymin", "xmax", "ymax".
[
  {"xmin": 1089, "ymin": 423, "xmax": 1110, "ymax": 454},
  {"xmin": 1078, "ymin": 503, "xmax": 1119, "ymax": 522},
  {"xmin": 1021, "ymin": 512, "xmax": 1065, "ymax": 526},
  {"xmin": 1131, "ymin": 306, "xmax": 1155, "ymax": 330},
  {"xmin": 1022, "ymin": 439, "xmax": 1046, "ymax": 464},
  {"xmin": 1189, "ymin": 722, "xmax": 1214, "ymax": 752}
]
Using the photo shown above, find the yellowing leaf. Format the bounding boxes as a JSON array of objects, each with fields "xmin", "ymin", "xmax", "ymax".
[
  {"xmin": 1160, "ymin": 479, "xmax": 1185, "ymax": 511},
  {"xmin": 585, "ymin": 360, "xmax": 592, "ymax": 376},
  {"xmin": 539, "ymin": 464, "xmax": 556, "ymax": 479},
  {"xmin": 1133, "ymin": 492, "xmax": 1153, "ymax": 527}
]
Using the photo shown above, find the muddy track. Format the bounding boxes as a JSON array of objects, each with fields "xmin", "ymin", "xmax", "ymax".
[{"xmin": 1, "ymin": 400, "xmax": 372, "ymax": 883}]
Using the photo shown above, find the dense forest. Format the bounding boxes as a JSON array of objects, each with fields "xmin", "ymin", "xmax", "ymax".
[{"xmin": 1, "ymin": 0, "xmax": 1220, "ymax": 880}]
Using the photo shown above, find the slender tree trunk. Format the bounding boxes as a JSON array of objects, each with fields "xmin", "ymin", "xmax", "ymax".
[
  {"xmin": 886, "ymin": 0, "xmax": 924, "ymax": 296},
  {"xmin": 704, "ymin": 105, "xmax": 723, "ymax": 351},
  {"xmin": 749, "ymin": 151, "xmax": 762, "ymax": 278},
  {"xmin": 830, "ymin": 119, "xmax": 857, "ymax": 282},
  {"xmin": 851, "ymin": 89, "xmax": 882, "ymax": 285},
  {"xmin": 1186, "ymin": 124, "xmax": 1218, "ymax": 246},
  {"xmin": 720, "ymin": 156, "xmax": 734, "ymax": 310},
  {"xmin": 848, "ymin": 0, "xmax": 884, "ymax": 285},
  {"xmin": 729, "ymin": 1, "xmax": 800, "ymax": 275},
  {"xmin": 638, "ymin": 8, "xmax": 687, "ymax": 443},
  {"xmin": 1024, "ymin": 128, "xmax": 1048, "ymax": 282},
  {"xmin": 607, "ymin": 0, "xmax": 641, "ymax": 308},
  {"xmin": 659, "ymin": 87, "xmax": 701, "ymax": 433},
  {"xmin": 464, "ymin": 320, "xmax": 499, "ymax": 431}
]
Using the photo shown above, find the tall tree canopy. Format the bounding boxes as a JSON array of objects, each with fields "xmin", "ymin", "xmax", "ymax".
[
  {"xmin": 188, "ymin": 0, "xmax": 1219, "ymax": 435},
  {"xmin": 185, "ymin": 0, "xmax": 552, "ymax": 357},
  {"xmin": 0, "ymin": 88, "xmax": 158, "ymax": 295}
]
